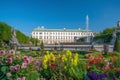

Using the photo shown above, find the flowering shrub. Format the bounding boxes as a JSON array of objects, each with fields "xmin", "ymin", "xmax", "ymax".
[
  {"xmin": 41, "ymin": 50, "xmax": 86, "ymax": 79},
  {"xmin": 86, "ymin": 53, "xmax": 120, "ymax": 80},
  {"xmin": 0, "ymin": 50, "xmax": 39, "ymax": 80}
]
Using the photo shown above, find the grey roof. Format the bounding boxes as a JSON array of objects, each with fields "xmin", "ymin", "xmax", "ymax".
[{"xmin": 32, "ymin": 26, "xmax": 93, "ymax": 32}]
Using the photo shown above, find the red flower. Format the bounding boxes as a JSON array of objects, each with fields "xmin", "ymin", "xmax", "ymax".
[
  {"xmin": 59, "ymin": 56, "xmax": 62, "ymax": 61},
  {"xmin": 110, "ymin": 57, "xmax": 115, "ymax": 62},
  {"xmin": 106, "ymin": 67, "xmax": 111, "ymax": 71},
  {"xmin": 50, "ymin": 63, "xmax": 55, "ymax": 68},
  {"xmin": 87, "ymin": 54, "xmax": 91, "ymax": 58},
  {"xmin": 86, "ymin": 64, "xmax": 89, "ymax": 69}
]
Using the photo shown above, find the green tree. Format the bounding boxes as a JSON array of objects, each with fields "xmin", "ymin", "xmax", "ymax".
[
  {"xmin": 30, "ymin": 38, "xmax": 39, "ymax": 46},
  {"xmin": 76, "ymin": 37, "xmax": 85, "ymax": 42},
  {"xmin": 35, "ymin": 38, "xmax": 39, "ymax": 46},
  {"xmin": 40, "ymin": 40, "xmax": 44, "ymax": 51},
  {"xmin": 93, "ymin": 27, "xmax": 116, "ymax": 43}
]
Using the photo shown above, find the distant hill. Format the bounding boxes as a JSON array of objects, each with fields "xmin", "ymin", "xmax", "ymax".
[{"xmin": 0, "ymin": 22, "xmax": 30, "ymax": 45}]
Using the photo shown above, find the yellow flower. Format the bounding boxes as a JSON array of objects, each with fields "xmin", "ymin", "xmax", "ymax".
[
  {"xmin": 50, "ymin": 53, "xmax": 55, "ymax": 61},
  {"xmin": 43, "ymin": 64, "xmax": 47, "ymax": 69},
  {"xmin": 73, "ymin": 59, "xmax": 78, "ymax": 66},
  {"xmin": 42, "ymin": 60, "xmax": 48, "ymax": 69},
  {"xmin": 62, "ymin": 54, "xmax": 67, "ymax": 62},
  {"xmin": 64, "ymin": 66, "xmax": 67, "ymax": 70},
  {"xmin": 43, "ymin": 55, "xmax": 48, "ymax": 62},
  {"xmin": 70, "ymin": 53, "xmax": 79, "ymax": 66},
  {"xmin": 74, "ymin": 53, "xmax": 78, "ymax": 59},
  {"xmin": 66, "ymin": 50, "xmax": 72, "ymax": 57},
  {"xmin": 71, "ymin": 58, "xmax": 78, "ymax": 66}
]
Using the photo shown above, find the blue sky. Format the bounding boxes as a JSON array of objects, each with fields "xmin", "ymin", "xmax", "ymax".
[{"xmin": 0, "ymin": 0, "xmax": 120, "ymax": 35}]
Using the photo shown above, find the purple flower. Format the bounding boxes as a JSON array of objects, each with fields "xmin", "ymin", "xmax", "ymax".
[
  {"xmin": 113, "ymin": 76, "xmax": 116, "ymax": 80},
  {"xmin": 118, "ymin": 71, "xmax": 120, "ymax": 76},
  {"xmin": 87, "ymin": 72, "xmax": 109, "ymax": 80},
  {"xmin": 97, "ymin": 75, "xmax": 101, "ymax": 80},
  {"xmin": 92, "ymin": 71, "xmax": 98, "ymax": 80},
  {"xmin": 100, "ymin": 73, "xmax": 108, "ymax": 79}
]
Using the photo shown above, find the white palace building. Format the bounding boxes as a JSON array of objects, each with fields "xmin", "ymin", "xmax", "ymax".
[{"xmin": 32, "ymin": 16, "xmax": 94, "ymax": 44}]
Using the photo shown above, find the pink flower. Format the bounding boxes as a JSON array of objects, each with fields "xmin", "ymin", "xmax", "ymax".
[
  {"xmin": 10, "ymin": 66, "xmax": 14, "ymax": 71},
  {"xmin": 21, "ymin": 63, "xmax": 27, "ymax": 68},
  {"xmin": 23, "ymin": 56, "xmax": 29, "ymax": 64},
  {"xmin": 36, "ymin": 66, "xmax": 43, "ymax": 71},
  {"xmin": 35, "ymin": 60, "xmax": 39, "ymax": 65},
  {"xmin": 7, "ymin": 57, "xmax": 12, "ymax": 64},
  {"xmin": 15, "ymin": 65, "xmax": 20, "ymax": 70},
  {"xmin": 8, "ymin": 50, "xmax": 15, "ymax": 54},
  {"xmin": 22, "ymin": 77, "xmax": 26, "ymax": 80},
  {"xmin": 29, "ymin": 56, "xmax": 33, "ymax": 63},
  {"xmin": 0, "ymin": 50, "xmax": 5, "ymax": 55},
  {"xmin": 23, "ymin": 56, "xmax": 28, "ymax": 61},
  {"xmin": 17, "ymin": 78, "xmax": 22, "ymax": 80},
  {"xmin": 24, "ymin": 59, "xmax": 29, "ymax": 64},
  {"xmin": 6, "ymin": 72, "xmax": 12, "ymax": 77}
]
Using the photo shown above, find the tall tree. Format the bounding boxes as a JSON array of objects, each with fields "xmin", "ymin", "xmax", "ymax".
[{"xmin": 40, "ymin": 40, "xmax": 44, "ymax": 51}]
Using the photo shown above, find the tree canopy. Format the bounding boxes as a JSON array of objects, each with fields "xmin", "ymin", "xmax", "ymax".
[{"xmin": 93, "ymin": 27, "xmax": 116, "ymax": 43}]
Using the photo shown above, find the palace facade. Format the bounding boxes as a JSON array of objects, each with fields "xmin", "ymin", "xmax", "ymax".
[{"xmin": 32, "ymin": 26, "xmax": 94, "ymax": 44}]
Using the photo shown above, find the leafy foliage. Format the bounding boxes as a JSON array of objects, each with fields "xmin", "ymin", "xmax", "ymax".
[
  {"xmin": 26, "ymin": 71, "xmax": 39, "ymax": 80},
  {"xmin": 76, "ymin": 37, "xmax": 85, "ymax": 42},
  {"xmin": 93, "ymin": 27, "xmax": 116, "ymax": 43},
  {"xmin": 30, "ymin": 37, "xmax": 40, "ymax": 46},
  {"xmin": 40, "ymin": 40, "xmax": 44, "ymax": 50}
]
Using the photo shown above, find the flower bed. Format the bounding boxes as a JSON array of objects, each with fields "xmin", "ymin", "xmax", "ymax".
[
  {"xmin": 86, "ymin": 53, "xmax": 120, "ymax": 80},
  {"xmin": 0, "ymin": 50, "xmax": 120, "ymax": 80}
]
